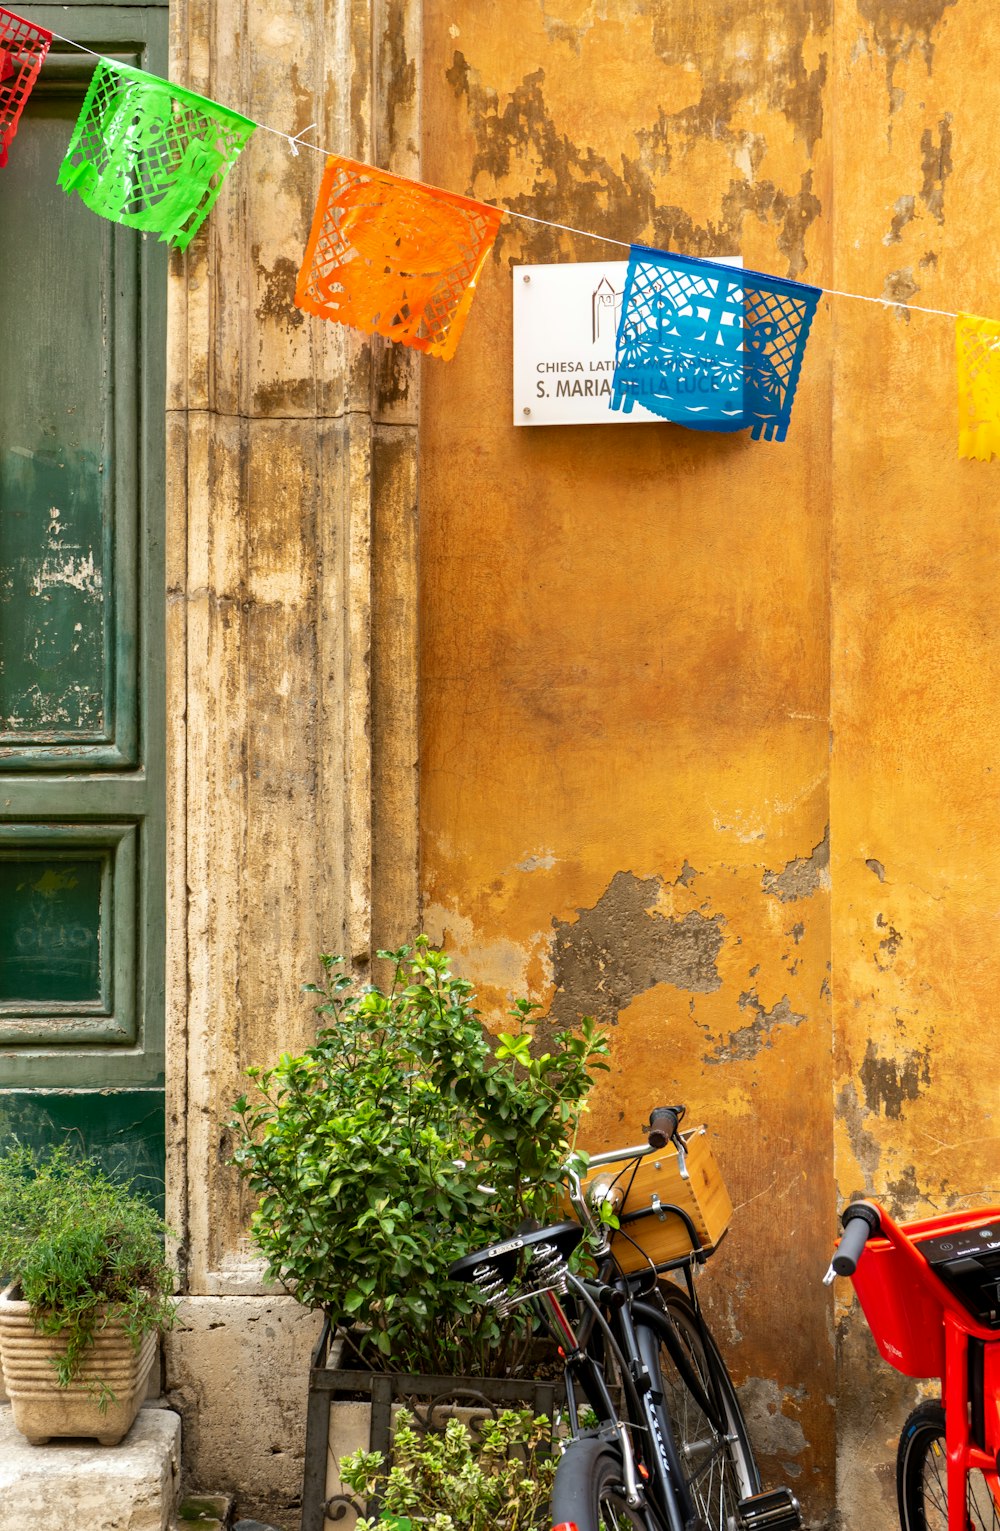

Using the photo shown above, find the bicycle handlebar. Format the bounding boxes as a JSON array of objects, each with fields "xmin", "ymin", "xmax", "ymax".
[
  {"xmin": 647, "ymin": 1104, "xmax": 684, "ymax": 1149},
  {"xmin": 829, "ymin": 1202, "xmax": 882, "ymax": 1278}
]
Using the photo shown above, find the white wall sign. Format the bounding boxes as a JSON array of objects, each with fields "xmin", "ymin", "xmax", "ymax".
[{"xmin": 512, "ymin": 257, "xmax": 741, "ymax": 428}]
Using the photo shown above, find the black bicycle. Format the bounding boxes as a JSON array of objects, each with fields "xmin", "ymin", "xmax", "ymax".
[{"xmin": 450, "ymin": 1105, "xmax": 803, "ymax": 1531}]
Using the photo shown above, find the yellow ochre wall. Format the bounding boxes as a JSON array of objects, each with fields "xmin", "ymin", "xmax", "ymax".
[{"xmin": 418, "ymin": 2, "xmax": 1000, "ymax": 1524}]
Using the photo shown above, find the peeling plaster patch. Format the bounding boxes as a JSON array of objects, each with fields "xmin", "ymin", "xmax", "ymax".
[
  {"xmin": 920, "ymin": 115, "xmax": 953, "ymax": 223},
  {"xmin": 886, "ymin": 1162, "xmax": 922, "ymax": 1216},
  {"xmin": 866, "ymin": 858, "xmax": 887, "ymax": 882},
  {"xmin": 883, "ymin": 194, "xmax": 915, "ymax": 245},
  {"xmin": 29, "ymin": 551, "xmax": 102, "ymax": 597},
  {"xmin": 703, "ymin": 990, "xmax": 807, "ymax": 1065},
  {"xmin": 737, "ymin": 1378, "xmax": 807, "ymax": 1460},
  {"xmin": 857, "ymin": 0, "xmax": 959, "ymax": 113},
  {"xmin": 882, "ymin": 268, "xmax": 919, "ymax": 314},
  {"xmin": 714, "ymin": 813, "xmax": 766, "ymax": 844},
  {"xmin": 836, "ymin": 1080, "xmax": 881, "ymax": 1190},
  {"xmin": 860, "ymin": 1040, "xmax": 931, "ymax": 1119},
  {"xmin": 517, "ymin": 851, "xmax": 557, "ymax": 872},
  {"xmin": 762, "ymin": 828, "xmax": 830, "ymax": 902},
  {"xmin": 875, "ymin": 913, "xmax": 903, "ymax": 968},
  {"xmin": 674, "ymin": 861, "xmax": 699, "ymax": 888},
  {"xmin": 421, "ymin": 903, "xmax": 535, "ymax": 995},
  {"xmin": 547, "ymin": 871, "xmax": 724, "ymax": 1029}
]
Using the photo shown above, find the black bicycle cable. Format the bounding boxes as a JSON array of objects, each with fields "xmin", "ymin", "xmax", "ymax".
[{"xmin": 567, "ymin": 1269, "xmax": 654, "ymax": 1437}]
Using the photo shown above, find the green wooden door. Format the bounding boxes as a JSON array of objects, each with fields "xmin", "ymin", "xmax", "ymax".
[{"xmin": 0, "ymin": 3, "xmax": 167, "ymax": 1200}]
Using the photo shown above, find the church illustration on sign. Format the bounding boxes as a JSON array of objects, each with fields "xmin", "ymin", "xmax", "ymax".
[{"xmin": 592, "ymin": 274, "xmax": 623, "ymax": 346}]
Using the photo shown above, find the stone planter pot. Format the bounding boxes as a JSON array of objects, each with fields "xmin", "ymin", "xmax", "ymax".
[{"xmin": 0, "ymin": 1286, "xmax": 158, "ymax": 1446}]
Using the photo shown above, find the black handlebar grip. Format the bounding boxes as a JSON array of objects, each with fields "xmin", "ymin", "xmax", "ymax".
[
  {"xmin": 832, "ymin": 1202, "xmax": 881, "ymax": 1277},
  {"xmin": 647, "ymin": 1106, "xmax": 681, "ymax": 1149}
]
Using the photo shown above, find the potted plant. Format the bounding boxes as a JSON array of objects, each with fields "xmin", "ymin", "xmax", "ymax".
[
  {"xmin": 0, "ymin": 1144, "xmax": 175, "ymax": 1445},
  {"xmin": 229, "ymin": 938, "xmax": 607, "ymax": 1529},
  {"xmin": 230, "ymin": 937, "xmax": 607, "ymax": 1376}
]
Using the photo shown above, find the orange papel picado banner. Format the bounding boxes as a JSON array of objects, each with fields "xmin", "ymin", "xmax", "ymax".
[
  {"xmin": 956, "ymin": 314, "xmax": 1000, "ymax": 462},
  {"xmin": 294, "ymin": 156, "xmax": 504, "ymax": 359}
]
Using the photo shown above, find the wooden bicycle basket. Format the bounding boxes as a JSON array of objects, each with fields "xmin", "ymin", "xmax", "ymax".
[{"xmin": 583, "ymin": 1127, "xmax": 732, "ymax": 1272}]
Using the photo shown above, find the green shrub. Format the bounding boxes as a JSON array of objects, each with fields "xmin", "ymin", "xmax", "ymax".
[
  {"xmin": 340, "ymin": 1406, "xmax": 556, "ymax": 1531},
  {"xmin": 230, "ymin": 936, "xmax": 608, "ymax": 1375},
  {"xmin": 0, "ymin": 1144, "xmax": 175, "ymax": 1391}
]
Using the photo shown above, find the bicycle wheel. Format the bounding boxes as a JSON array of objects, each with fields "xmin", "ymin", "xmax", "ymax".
[
  {"xmin": 647, "ymin": 1284, "xmax": 760, "ymax": 1529},
  {"xmin": 897, "ymin": 1400, "xmax": 1000, "ymax": 1529},
  {"xmin": 551, "ymin": 1436, "xmax": 665, "ymax": 1531}
]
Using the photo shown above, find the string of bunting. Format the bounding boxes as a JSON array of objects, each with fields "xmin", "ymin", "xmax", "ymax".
[{"xmin": 1, "ymin": 8, "xmax": 997, "ymax": 458}]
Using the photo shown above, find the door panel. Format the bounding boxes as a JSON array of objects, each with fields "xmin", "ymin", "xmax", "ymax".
[
  {"xmin": 0, "ymin": 45, "xmax": 141, "ymax": 769},
  {"xmin": 0, "ymin": 5, "xmax": 166, "ymax": 1189},
  {"xmin": 0, "ymin": 822, "xmax": 137, "ymax": 1041}
]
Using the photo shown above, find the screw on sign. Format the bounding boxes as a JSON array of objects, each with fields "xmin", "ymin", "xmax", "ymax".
[{"xmin": 0, "ymin": 7, "xmax": 53, "ymax": 169}]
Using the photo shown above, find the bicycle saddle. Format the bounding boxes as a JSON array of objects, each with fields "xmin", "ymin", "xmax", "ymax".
[{"xmin": 449, "ymin": 1221, "xmax": 584, "ymax": 1285}]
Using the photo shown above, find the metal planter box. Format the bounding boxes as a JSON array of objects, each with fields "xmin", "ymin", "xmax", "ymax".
[{"xmin": 302, "ymin": 1320, "xmax": 563, "ymax": 1531}]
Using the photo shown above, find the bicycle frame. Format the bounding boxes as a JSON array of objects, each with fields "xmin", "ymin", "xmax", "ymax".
[
  {"xmin": 536, "ymin": 1257, "xmax": 711, "ymax": 1531},
  {"xmin": 848, "ymin": 1202, "xmax": 1000, "ymax": 1530}
]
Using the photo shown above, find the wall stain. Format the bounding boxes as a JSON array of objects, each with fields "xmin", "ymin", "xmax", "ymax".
[
  {"xmin": 373, "ymin": 339, "xmax": 416, "ymax": 410},
  {"xmin": 920, "ymin": 115, "xmax": 953, "ymax": 224},
  {"xmin": 381, "ymin": 0, "xmax": 417, "ymax": 154},
  {"xmin": 875, "ymin": 118, "xmax": 949, "ymax": 248},
  {"xmin": 856, "ymin": 0, "xmax": 958, "ymax": 113},
  {"xmin": 882, "ymin": 267, "xmax": 919, "ymax": 312},
  {"xmin": 703, "ymin": 990, "xmax": 807, "ymax": 1065},
  {"xmin": 885, "ymin": 1162, "xmax": 922, "ymax": 1215},
  {"xmin": 860, "ymin": 1039, "xmax": 931, "ymax": 1119},
  {"xmin": 884, "ymin": 193, "xmax": 915, "ymax": 245},
  {"xmin": 447, "ymin": 56, "xmax": 822, "ymax": 277},
  {"xmin": 254, "ymin": 254, "xmax": 305, "ymax": 332},
  {"xmin": 646, "ymin": 2, "xmax": 830, "ymax": 156},
  {"xmin": 762, "ymin": 827, "xmax": 830, "ymax": 903},
  {"xmin": 547, "ymin": 870, "xmax": 724, "ymax": 1029},
  {"xmin": 253, "ymin": 377, "xmax": 314, "ymax": 415}
]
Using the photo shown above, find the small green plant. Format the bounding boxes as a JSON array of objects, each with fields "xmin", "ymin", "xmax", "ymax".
[
  {"xmin": 0, "ymin": 1144, "xmax": 175, "ymax": 1395},
  {"xmin": 340, "ymin": 1407, "xmax": 556, "ymax": 1531},
  {"xmin": 230, "ymin": 936, "xmax": 608, "ymax": 1375}
]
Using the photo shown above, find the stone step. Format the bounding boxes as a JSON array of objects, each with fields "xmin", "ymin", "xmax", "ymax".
[{"xmin": 0, "ymin": 1402, "xmax": 181, "ymax": 1531}]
